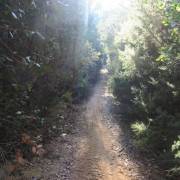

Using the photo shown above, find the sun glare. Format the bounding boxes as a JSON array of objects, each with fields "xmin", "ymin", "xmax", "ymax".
[
  {"xmin": 90, "ymin": 0, "xmax": 132, "ymax": 12},
  {"xmin": 98, "ymin": 0, "xmax": 118, "ymax": 10}
]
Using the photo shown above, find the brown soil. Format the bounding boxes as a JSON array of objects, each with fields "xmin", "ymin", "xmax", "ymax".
[{"xmin": 70, "ymin": 69, "xmax": 163, "ymax": 180}]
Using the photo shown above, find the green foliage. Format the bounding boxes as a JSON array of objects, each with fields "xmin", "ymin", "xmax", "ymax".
[
  {"xmin": 99, "ymin": 0, "xmax": 180, "ymax": 177},
  {"xmin": 131, "ymin": 121, "xmax": 147, "ymax": 136},
  {"xmin": 172, "ymin": 136, "xmax": 180, "ymax": 159},
  {"xmin": 0, "ymin": 0, "xmax": 102, "ymax": 161},
  {"xmin": 111, "ymin": 75, "xmax": 133, "ymax": 103},
  {"xmin": 131, "ymin": 121, "xmax": 149, "ymax": 149}
]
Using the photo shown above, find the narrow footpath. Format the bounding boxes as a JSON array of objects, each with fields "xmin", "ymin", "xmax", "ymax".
[
  {"xmin": 15, "ymin": 68, "xmax": 164, "ymax": 180},
  {"xmin": 70, "ymin": 69, "xmax": 163, "ymax": 180}
]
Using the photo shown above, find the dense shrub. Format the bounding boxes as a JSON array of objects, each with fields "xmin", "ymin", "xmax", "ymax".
[
  {"xmin": 0, "ymin": 0, "xmax": 102, "ymax": 161},
  {"xmin": 99, "ymin": 0, "xmax": 180, "ymax": 177}
]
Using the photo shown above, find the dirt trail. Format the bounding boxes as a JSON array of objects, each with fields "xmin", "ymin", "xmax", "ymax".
[
  {"xmin": 71, "ymin": 70, "xmax": 130, "ymax": 180},
  {"xmin": 70, "ymin": 69, "xmax": 163, "ymax": 180},
  {"xmin": 13, "ymin": 68, "xmax": 163, "ymax": 180}
]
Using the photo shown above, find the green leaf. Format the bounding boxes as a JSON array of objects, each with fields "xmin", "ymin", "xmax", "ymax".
[
  {"xmin": 156, "ymin": 54, "xmax": 168, "ymax": 62},
  {"xmin": 176, "ymin": 4, "xmax": 180, "ymax": 12},
  {"xmin": 162, "ymin": 19, "xmax": 169, "ymax": 26},
  {"xmin": 157, "ymin": 2, "xmax": 165, "ymax": 10}
]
